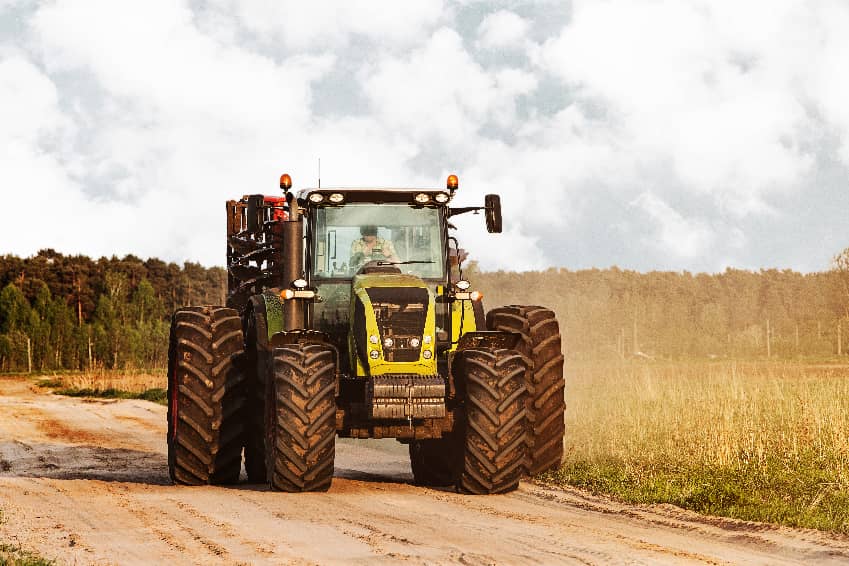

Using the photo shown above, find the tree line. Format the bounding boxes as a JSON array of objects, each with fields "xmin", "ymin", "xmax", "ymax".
[
  {"xmin": 4, "ymin": 248, "xmax": 849, "ymax": 372},
  {"xmin": 471, "ymin": 255, "xmax": 849, "ymax": 360},
  {"xmin": 0, "ymin": 250, "xmax": 226, "ymax": 372}
]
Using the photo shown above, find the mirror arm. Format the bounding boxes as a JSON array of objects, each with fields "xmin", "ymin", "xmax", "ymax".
[{"xmin": 448, "ymin": 206, "xmax": 484, "ymax": 217}]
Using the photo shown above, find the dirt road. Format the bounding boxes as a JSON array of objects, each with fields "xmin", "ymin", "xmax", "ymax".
[{"xmin": 1, "ymin": 377, "xmax": 848, "ymax": 565}]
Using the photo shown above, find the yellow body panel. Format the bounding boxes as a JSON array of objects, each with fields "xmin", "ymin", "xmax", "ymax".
[{"xmin": 349, "ymin": 272, "xmax": 438, "ymax": 377}]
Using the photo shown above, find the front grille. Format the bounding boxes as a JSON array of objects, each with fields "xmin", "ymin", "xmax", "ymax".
[{"xmin": 366, "ymin": 287, "xmax": 428, "ymax": 362}]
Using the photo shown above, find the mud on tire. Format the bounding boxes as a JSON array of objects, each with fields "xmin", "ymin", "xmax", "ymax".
[
  {"xmin": 455, "ymin": 348, "xmax": 528, "ymax": 495},
  {"xmin": 265, "ymin": 343, "xmax": 337, "ymax": 492},
  {"xmin": 487, "ymin": 305, "xmax": 565, "ymax": 476},
  {"xmin": 167, "ymin": 306, "xmax": 246, "ymax": 485},
  {"xmin": 243, "ymin": 295, "xmax": 270, "ymax": 482}
]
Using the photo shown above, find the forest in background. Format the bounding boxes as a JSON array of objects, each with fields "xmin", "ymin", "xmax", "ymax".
[
  {"xmin": 3, "ymin": 248, "xmax": 849, "ymax": 372},
  {"xmin": 0, "ymin": 249, "xmax": 226, "ymax": 372}
]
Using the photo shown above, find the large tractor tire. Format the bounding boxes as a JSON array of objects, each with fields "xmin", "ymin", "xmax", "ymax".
[
  {"xmin": 487, "ymin": 305, "xmax": 565, "ymax": 476},
  {"xmin": 265, "ymin": 343, "xmax": 337, "ymax": 492},
  {"xmin": 409, "ymin": 437, "xmax": 455, "ymax": 487},
  {"xmin": 243, "ymin": 295, "xmax": 270, "ymax": 482},
  {"xmin": 167, "ymin": 306, "xmax": 246, "ymax": 485},
  {"xmin": 455, "ymin": 348, "xmax": 528, "ymax": 495}
]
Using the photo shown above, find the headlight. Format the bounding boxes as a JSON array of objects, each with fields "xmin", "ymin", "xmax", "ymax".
[
  {"xmin": 329, "ymin": 193, "xmax": 344, "ymax": 203},
  {"xmin": 456, "ymin": 279, "xmax": 471, "ymax": 290},
  {"xmin": 370, "ymin": 350, "xmax": 380, "ymax": 359},
  {"xmin": 422, "ymin": 350, "xmax": 432, "ymax": 359},
  {"xmin": 409, "ymin": 337, "xmax": 421, "ymax": 348},
  {"xmin": 434, "ymin": 192, "xmax": 449, "ymax": 203},
  {"xmin": 293, "ymin": 278, "xmax": 308, "ymax": 289},
  {"xmin": 414, "ymin": 193, "xmax": 430, "ymax": 204},
  {"xmin": 308, "ymin": 193, "xmax": 324, "ymax": 203},
  {"xmin": 423, "ymin": 335, "xmax": 432, "ymax": 345},
  {"xmin": 369, "ymin": 335, "xmax": 379, "ymax": 344},
  {"xmin": 383, "ymin": 337, "xmax": 395, "ymax": 348}
]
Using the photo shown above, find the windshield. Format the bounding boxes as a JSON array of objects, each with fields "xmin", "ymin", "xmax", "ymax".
[{"xmin": 312, "ymin": 204, "xmax": 445, "ymax": 279}]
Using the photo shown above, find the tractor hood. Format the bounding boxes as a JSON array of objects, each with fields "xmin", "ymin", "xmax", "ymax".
[{"xmin": 349, "ymin": 272, "xmax": 437, "ymax": 377}]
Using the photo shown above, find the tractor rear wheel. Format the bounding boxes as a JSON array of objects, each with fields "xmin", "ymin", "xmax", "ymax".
[
  {"xmin": 243, "ymin": 295, "xmax": 270, "ymax": 482},
  {"xmin": 455, "ymin": 348, "xmax": 528, "ymax": 494},
  {"xmin": 265, "ymin": 343, "xmax": 337, "ymax": 492},
  {"xmin": 409, "ymin": 437, "xmax": 455, "ymax": 487},
  {"xmin": 167, "ymin": 306, "xmax": 246, "ymax": 485},
  {"xmin": 487, "ymin": 305, "xmax": 565, "ymax": 476}
]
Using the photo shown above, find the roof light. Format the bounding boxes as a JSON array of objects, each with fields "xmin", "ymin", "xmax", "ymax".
[
  {"xmin": 414, "ymin": 193, "xmax": 431, "ymax": 204},
  {"xmin": 434, "ymin": 192, "xmax": 449, "ymax": 203},
  {"xmin": 279, "ymin": 173, "xmax": 292, "ymax": 190},
  {"xmin": 329, "ymin": 193, "xmax": 344, "ymax": 203},
  {"xmin": 293, "ymin": 278, "xmax": 308, "ymax": 289},
  {"xmin": 447, "ymin": 174, "xmax": 459, "ymax": 191},
  {"xmin": 308, "ymin": 193, "xmax": 324, "ymax": 203},
  {"xmin": 456, "ymin": 279, "xmax": 471, "ymax": 290}
]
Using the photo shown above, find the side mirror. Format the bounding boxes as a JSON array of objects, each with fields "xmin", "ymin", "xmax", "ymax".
[{"xmin": 484, "ymin": 194, "xmax": 502, "ymax": 233}]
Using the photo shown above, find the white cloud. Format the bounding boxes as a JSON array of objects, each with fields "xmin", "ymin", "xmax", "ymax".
[
  {"xmin": 360, "ymin": 27, "xmax": 537, "ymax": 151},
  {"xmin": 476, "ymin": 10, "xmax": 530, "ymax": 50},
  {"xmin": 3, "ymin": 0, "xmax": 849, "ymax": 273},
  {"xmin": 211, "ymin": 0, "xmax": 446, "ymax": 50},
  {"xmin": 540, "ymin": 0, "xmax": 817, "ymax": 215},
  {"xmin": 632, "ymin": 192, "xmax": 714, "ymax": 258}
]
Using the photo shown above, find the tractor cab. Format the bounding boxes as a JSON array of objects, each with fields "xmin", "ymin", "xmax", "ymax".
[{"xmin": 298, "ymin": 188, "xmax": 457, "ymax": 378}]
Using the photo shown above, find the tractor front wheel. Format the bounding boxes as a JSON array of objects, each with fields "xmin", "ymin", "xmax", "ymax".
[
  {"xmin": 455, "ymin": 348, "xmax": 528, "ymax": 495},
  {"xmin": 265, "ymin": 343, "xmax": 337, "ymax": 492}
]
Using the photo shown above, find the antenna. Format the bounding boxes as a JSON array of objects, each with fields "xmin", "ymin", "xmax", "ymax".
[{"xmin": 318, "ymin": 158, "xmax": 321, "ymax": 189}]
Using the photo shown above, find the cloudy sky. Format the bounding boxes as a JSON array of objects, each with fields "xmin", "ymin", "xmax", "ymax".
[{"xmin": 2, "ymin": 0, "xmax": 849, "ymax": 273}]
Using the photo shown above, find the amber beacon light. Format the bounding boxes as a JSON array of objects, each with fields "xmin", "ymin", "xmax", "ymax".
[
  {"xmin": 279, "ymin": 173, "xmax": 292, "ymax": 190},
  {"xmin": 446, "ymin": 174, "xmax": 459, "ymax": 192}
]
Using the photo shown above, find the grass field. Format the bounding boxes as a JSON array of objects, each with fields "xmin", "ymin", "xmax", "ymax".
[
  {"xmin": 35, "ymin": 369, "xmax": 167, "ymax": 405},
  {"xmin": 544, "ymin": 360, "xmax": 849, "ymax": 534}
]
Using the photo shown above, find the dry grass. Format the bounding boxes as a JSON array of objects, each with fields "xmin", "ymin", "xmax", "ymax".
[
  {"xmin": 545, "ymin": 360, "xmax": 849, "ymax": 533},
  {"xmin": 37, "ymin": 369, "xmax": 166, "ymax": 393}
]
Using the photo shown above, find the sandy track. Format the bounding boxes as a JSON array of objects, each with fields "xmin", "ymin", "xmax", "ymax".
[{"xmin": 1, "ymin": 377, "xmax": 848, "ymax": 565}]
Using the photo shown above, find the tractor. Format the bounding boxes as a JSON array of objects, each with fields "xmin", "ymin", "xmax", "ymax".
[{"xmin": 166, "ymin": 174, "xmax": 565, "ymax": 494}]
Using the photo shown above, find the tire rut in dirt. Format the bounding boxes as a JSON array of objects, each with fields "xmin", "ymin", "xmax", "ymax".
[
  {"xmin": 487, "ymin": 305, "xmax": 565, "ymax": 476},
  {"xmin": 266, "ymin": 343, "xmax": 337, "ymax": 492},
  {"xmin": 243, "ymin": 296, "xmax": 269, "ymax": 482},
  {"xmin": 455, "ymin": 348, "xmax": 528, "ymax": 494},
  {"xmin": 167, "ymin": 306, "xmax": 246, "ymax": 485},
  {"xmin": 409, "ymin": 437, "xmax": 455, "ymax": 487}
]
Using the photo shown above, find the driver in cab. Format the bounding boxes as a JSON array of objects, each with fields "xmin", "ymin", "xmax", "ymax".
[{"xmin": 350, "ymin": 225, "xmax": 400, "ymax": 268}]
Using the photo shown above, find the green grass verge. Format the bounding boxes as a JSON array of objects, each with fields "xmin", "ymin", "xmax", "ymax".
[
  {"xmin": 34, "ymin": 379, "xmax": 63, "ymax": 388},
  {"xmin": 540, "ymin": 453, "xmax": 849, "ymax": 534},
  {"xmin": 53, "ymin": 387, "xmax": 167, "ymax": 405},
  {"xmin": 0, "ymin": 544, "xmax": 55, "ymax": 566}
]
